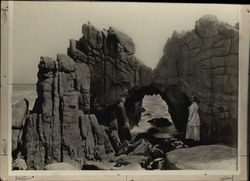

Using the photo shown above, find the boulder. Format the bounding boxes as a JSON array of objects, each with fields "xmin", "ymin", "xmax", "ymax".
[
  {"xmin": 57, "ymin": 54, "xmax": 76, "ymax": 72},
  {"xmin": 12, "ymin": 98, "xmax": 28, "ymax": 129},
  {"xmin": 114, "ymin": 157, "xmax": 131, "ymax": 167},
  {"xmin": 12, "ymin": 157, "xmax": 27, "ymax": 170},
  {"xmin": 45, "ymin": 162, "xmax": 80, "ymax": 170},
  {"xmin": 167, "ymin": 144, "xmax": 237, "ymax": 170},
  {"xmin": 128, "ymin": 139, "xmax": 152, "ymax": 156},
  {"xmin": 113, "ymin": 154, "xmax": 146, "ymax": 170}
]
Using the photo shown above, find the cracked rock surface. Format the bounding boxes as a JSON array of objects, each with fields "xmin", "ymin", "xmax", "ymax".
[{"xmin": 154, "ymin": 15, "xmax": 239, "ymax": 146}]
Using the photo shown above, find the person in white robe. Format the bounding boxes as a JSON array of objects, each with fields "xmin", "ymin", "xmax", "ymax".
[{"xmin": 185, "ymin": 94, "xmax": 200, "ymax": 141}]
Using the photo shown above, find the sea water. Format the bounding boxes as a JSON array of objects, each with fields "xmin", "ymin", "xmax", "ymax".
[
  {"xmin": 12, "ymin": 84, "xmax": 37, "ymax": 110},
  {"xmin": 131, "ymin": 94, "xmax": 178, "ymax": 139}
]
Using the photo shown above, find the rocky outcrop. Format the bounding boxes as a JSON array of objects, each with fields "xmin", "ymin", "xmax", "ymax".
[
  {"xmin": 25, "ymin": 55, "xmax": 118, "ymax": 169},
  {"xmin": 153, "ymin": 15, "xmax": 239, "ymax": 146},
  {"xmin": 20, "ymin": 23, "xmax": 153, "ymax": 170},
  {"xmin": 68, "ymin": 24, "xmax": 153, "ymax": 110},
  {"xmin": 167, "ymin": 144, "xmax": 237, "ymax": 170},
  {"xmin": 13, "ymin": 16, "xmax": 239, "ymax": 170},
  {"xmin": 68, "ymin": 23, "xmax": 154, "ymax": 139}
]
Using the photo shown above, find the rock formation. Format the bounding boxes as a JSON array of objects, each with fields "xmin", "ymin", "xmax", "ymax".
[
  {"xmin": 167, "ymin": 145, "xmax": 237, "ymax": 170},
  {"xmin": 12, "ymin": 23, "xmax": 153, "ymax": 169},
  {"xmin": 12, "ymin": 98, "xmax": 29, "ymax": 159},
  {"xmin": 12, "ymin": 15, "xmax": 239, "ymax": 170},
  {"xmin": 154, "ymin": 15, "xmax": 239, "ymax": 146}
]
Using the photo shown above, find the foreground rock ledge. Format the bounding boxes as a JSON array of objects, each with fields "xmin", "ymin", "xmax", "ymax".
[{"xmin": 167, "ymin": 144, "xmax": 237, "ymax": 170}]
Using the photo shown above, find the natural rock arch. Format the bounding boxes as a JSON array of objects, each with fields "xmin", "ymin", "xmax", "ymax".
[{"xmin": 123, "ymin": 84, "xmax": 191, "ymax": 133}]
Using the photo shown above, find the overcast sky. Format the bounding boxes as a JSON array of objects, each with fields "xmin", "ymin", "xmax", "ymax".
[{"xmin": 12, "ymin": 2, "xmax": 239, "ymax": 84}]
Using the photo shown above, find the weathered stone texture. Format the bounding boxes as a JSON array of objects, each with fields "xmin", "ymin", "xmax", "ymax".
[
  {"xmin": 68, "ymin": 23, "xmax": 153, "ymax": 113},
  {"xmin": 153, "ymin": 15, "xmax": 239, "ymax": 146},
  {"xmin": 12, "ymin": 98, "xmax": 29, "ymax": 154},
  {"xmin": 24, "ymin": 54, "xmax": 114, "ymax": 169}
]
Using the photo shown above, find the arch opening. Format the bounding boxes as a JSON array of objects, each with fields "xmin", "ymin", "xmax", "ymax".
[{"xmin": 124, "ymin": 85, "xmax": 190, "ymax": 143}]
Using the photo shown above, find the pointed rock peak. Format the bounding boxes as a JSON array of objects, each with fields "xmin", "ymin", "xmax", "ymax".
[
  {"xmin": 82, "ymin": 23, "xmax": 103, "ymax": 49},
  {"xmin": 39, "ymin": 56, "xmax": 56, "ymax": 70},
  {"xmin": 108, "ymin": 26, "xmax": 135, "ymax": 54},
  {"xmin": 82, "ymin": 22, "xmax": 100, "ymax": 36}
]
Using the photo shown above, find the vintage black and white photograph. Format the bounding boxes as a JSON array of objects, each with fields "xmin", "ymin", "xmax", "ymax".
[{"xmin": 11, "ymin": 2, "xmax": 239, "ymax": 171}]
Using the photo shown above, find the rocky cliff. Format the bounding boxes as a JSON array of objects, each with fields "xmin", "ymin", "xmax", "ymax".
[{"xmin": 154, "ymin": 15, "xmax": 239, "ymax": 146}]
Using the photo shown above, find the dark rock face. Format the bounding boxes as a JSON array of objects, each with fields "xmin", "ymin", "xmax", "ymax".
[{"xmin": 153, "ymin": 15, "xmax": 239, "ymax": 146}]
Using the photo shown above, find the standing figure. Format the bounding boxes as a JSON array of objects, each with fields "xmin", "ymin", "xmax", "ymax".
[{"xmin": 185, "ymin": 94, "xmax": 200, "ymax": 144}]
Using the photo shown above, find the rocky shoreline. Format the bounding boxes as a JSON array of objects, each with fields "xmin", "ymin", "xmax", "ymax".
[{"xmin": 12, "ymin": 15, "xmax": 239, "ymax": 170}]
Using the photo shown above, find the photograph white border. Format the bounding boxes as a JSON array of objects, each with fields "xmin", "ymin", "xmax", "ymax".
[{"xmin": 1, "ymin": 2, "xmax": 248, "ymax": 180}]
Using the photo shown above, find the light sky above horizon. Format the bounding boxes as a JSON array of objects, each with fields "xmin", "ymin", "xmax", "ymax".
[{"xmin": 12, "ymin": 2, "xmax": 239, "ymax": 84}]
